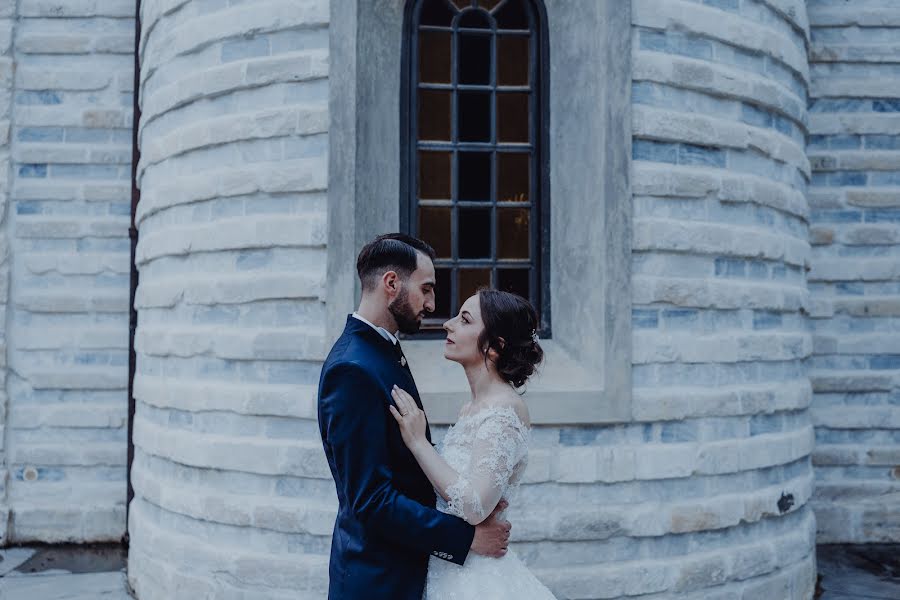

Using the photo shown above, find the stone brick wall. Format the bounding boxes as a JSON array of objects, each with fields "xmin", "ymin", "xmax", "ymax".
[
  {"xmin": 4, "ymin": 0, "xmax": 133, "ymax": 543},
  {"xmin": 807, "ymin": 0, "xmax": 900, "ymax": 543},
  {"xmin": 126, "ymin": 0, "xmax": 330, "ymax": 597},
  {"xmin": 619, "ymin": 0, "xmax": 816, "ymax": 596}
]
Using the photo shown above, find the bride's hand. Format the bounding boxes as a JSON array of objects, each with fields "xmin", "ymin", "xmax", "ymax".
[{"xmin": 389, "ymin": 385, "xmax": 428, "ymax": 451}]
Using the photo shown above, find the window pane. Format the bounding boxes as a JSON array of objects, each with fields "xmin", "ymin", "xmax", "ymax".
[
  {"xmin": 419, "ymin": 151, "xmax": 451, "ymax": 199},
  {"xmin": 458, "ymin": 268, "xmax": 491, "ymax": 307},
  {"xmin": 458, "ymin": 8, "xmax": 491, "ymax": 28},
  {"xmin": 419, "ymin": 89, "xmax": 451, "ymax": 140},
  {"xmin": 494, "ymin": 0, "xmax": 529, "ymax": 29},
  {"xmin": 458, "ymin": 151, "xmax": 491, "ymax": 201},
  {"xmin": 479, "ymin": 0, "xmax": 502, "ymax": 10},
  {"xmin": 458, "ymin": 91, "xmax": 491, "ymax": 142},
  {"xmin": 497, "ymin": 152, "xmax": 529, "ymax": 202},
  {"xmin": 458, "ymin": 33, "xmax": 491, "ymax": 85},
  {"xmin": 498, "ymin": 268, "xmax": 529, "ymax": 298},
  {"xmin": 458, "ymin": 207, "xmax": 491, "ymax": 258},
  {"xmin": 433, "ymin": 267, "xmax": 452, "ymax": 319},
  {"xmin": 497, "ymin": 207, "xmax": 529, "ymax": 259},
  {"xmin": 419, "ymin": 31, "xmax": 451, "ymax": 84},
  {"xmin": 451, "ymin": 0, "xmax": 472, "ymax": 9},
  {"xmin": 497, "ymin": 92, "xmax": 529, "ymax": 143},
  {"xmin": 421, "ymin": 0, "xmax": 458, "ymax": 26},
  {"xmin": 419, "ymin": 207, "xmax": 452, "ymax": 259},
  {"xmin": 498, "ymin": 36, "xmax": 529, "ymax": 86}
]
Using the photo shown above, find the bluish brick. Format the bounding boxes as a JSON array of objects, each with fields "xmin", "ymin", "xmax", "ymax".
[
  {"xmin": 18, "ymin": 164, "xmax": 47, "ymax": 178},
  {"xmin": 662, "ymin": 308, "xmax": 699, "ymax": 327},
  {"xmin": 633, "ymin": 139, "xmax": 677, "ymax": 164},
  {"xmin": 809, "ymin": 98, "xmax": 869, "ymax": 113},
  {"xmin": 77, "ymin": 238, "xmax": 129, "ymax": 252},
  {"xmin": 679, "ymin": 143, "xmax": 726, "ymax": 167},
  {"xmin": 749, "ymin": 414, "xmax": 782, "ymax": 436},
  {"xmin": 16, "ymin": 91, "xmax": 61, "ymax": 105},
  {"xmin": 741, "ymin": 103, "xmax": 773, "ymax": 127},
  {"xmin": 631, "ymin": 81, "xmax": 658, "ymax": 104},
  {"xmin": 559, "ymin": 428, "xmax": 601, "ymax": 446},
  {"xmin": 774, "ymin": 115, "xmax": 793, "ymax": 136},
  {"xmin": 811, "ymin": 172, "xmax": 828, "ymax": 186},
  {"xmin": 639, "ymin": 29, "xmax": 668, "ymax": 52},
  {"xmin": 748, "ymin": 260, "xmax": 769, "ymax": 279},
  {"xmin": 51, "ymin": 164, "xmax": 118, "ymax": 179},
  {"xmin": 236, "ymin": 249, "xmax": 273, "ymax": 270},
  {"xmin": 703, "ymin": 0, "xmax": 739, "ymax": 11},
  {"xmin": 669, "ymin": 32, "xmax": 713, "ymax": 60},
  {"xmin": 108, "ymin": 203, "xmax": 131, "ymax": 216},
  {"xmin": 865, "ymin": 135, "xmax": 900, "ymax": 150},
  {"xmin": 14, "ymin": 467, "xmax": 65, "ymax": 481},
  {"xmin": 828, "ymin": 135, "xmax": 861, "ymax": 150},
  {"xmin": 715, "ymin": 257, "xmax": 746, "ymax": 277},
  {"xmin": 111, "ymin": 129, "xmax": 132, "ymax": 144},
  {"xmin": 829, "ymin": 171, "xmax": 866, "ymax": 187},
  {"xmin": 18, "ymin": 127, "xmax": 64, "ymax": 142},
  {"xmin": 16, "ymin": 202, "xmax": 41, "ymax": 215},
  {"xmin": 660, "ymin": 421, "xmax": 697, "ymax": 443},
  {"xmin": 808, "ymin": 135, "xmax": 827, "ymax": 150},
  {"xmin": 64, "ymin": 128, "xmax": 109, "ymax": 143},
  {"xmin": 632, "ymin": 308, "xmax": 659, "ymax": 329},
  {"xmin": 753, "ymin": 310, "xmax": 783, "ymax": 329},
  {"xmin": 809, "ymin": 210, "xmax": 862, "ymax": 224},
  {"xmin": 873, "ymin": 99, "xmax": 900, "ymax": 113},
  {"xmin": 865, "ymin": 209, "xmax": 900, "ymax": 223},
  {"xmin": 869, "ymin": 172, "xmax": 900, "ymax": 186},
  {"xmin": 836, "ymin": 282, "xmax": 864, "ymax": 296},
  {"xmin": 870, "ymin": 355, "xmax": 900, "ymax": 370},
  {"xmin": 221, "ymin": 36, "xmax": 270, "ymax": 62}
]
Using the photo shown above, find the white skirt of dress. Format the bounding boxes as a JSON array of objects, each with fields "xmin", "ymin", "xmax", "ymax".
[{"xmin": 425, "ymin": 549, "xmax": 557, "ymax": 600}]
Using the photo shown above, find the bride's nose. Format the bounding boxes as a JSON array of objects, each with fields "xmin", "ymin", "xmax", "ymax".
[{"xmin": 443, "ymin": 319, "xmax": 453, "ymax": 332}]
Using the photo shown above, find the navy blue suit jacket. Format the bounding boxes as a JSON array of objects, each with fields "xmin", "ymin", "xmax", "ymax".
[{"xmin": 317, "ymin": 316, "xmax": 475, "ymax": 600}]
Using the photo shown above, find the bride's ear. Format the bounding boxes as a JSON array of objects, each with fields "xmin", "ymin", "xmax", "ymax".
[{"xmin": 485, "ymin": 337, "xmax": 505, "ymax": 362}]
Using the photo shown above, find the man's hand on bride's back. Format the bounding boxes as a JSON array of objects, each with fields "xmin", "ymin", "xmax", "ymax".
[{"xmin": 470, "ymin": 500, "xmax": 511, "ymax": 558}]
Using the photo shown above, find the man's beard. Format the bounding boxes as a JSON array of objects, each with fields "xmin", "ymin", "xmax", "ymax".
[{"xmin": 388, "ymin": 286, "xmax": 423, "ymax": 334}]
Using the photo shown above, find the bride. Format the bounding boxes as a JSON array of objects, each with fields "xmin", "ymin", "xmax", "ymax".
[{"xmin": 389, "ymin": 289, "xmax": 556, "ymax": 599}]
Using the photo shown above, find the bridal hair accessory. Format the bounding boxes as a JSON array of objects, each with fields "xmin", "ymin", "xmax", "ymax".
[{"xmin": 531, "ymin": 329, "xmax": 539, "ymax": 343}]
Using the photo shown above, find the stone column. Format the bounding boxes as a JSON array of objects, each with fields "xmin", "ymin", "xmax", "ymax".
[
  {"xmin": 807, "ymin": 0, "xmax": 900, "ymax": 543},
  {"xmin": 4, "ymin": 0, "xmax": 133, "ymax": 544},
  {"xmin": 127, "ymin": 0, "xmax": 331, "ymax": 596}
]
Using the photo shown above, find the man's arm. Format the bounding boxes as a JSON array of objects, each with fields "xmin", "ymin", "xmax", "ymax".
[{"xmin": 320, "ymin": 361, "xmax": 474, "ymax": 564}]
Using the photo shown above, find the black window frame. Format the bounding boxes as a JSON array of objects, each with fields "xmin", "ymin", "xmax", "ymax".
[{"xmin": 400, "ymin": 0, "xmax": 551, "ymax": 338}]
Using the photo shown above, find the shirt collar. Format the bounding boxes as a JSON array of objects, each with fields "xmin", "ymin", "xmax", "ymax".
[{"xmin": 351, "ymin": 312, "xmax": 399, "ymax": 345}]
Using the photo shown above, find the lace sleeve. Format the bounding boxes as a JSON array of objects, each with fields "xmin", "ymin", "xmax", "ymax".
[{"xmin": 443, "ymin": 407, "xmax": 529, "ymax": 525}]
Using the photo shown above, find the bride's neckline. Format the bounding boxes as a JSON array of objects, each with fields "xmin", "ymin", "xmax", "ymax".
[{"xmin": 455, "ymin": 402, "xmax": 530, "ymax": 429}]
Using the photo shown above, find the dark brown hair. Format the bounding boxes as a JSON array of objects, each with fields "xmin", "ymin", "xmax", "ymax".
[
  {"xmin": 356, "ymin": 233, "xmax": 436, "ymax": 291},
  {"xmin": 477, "ymin": 290, "xmax": 544, "ymax": 388}
]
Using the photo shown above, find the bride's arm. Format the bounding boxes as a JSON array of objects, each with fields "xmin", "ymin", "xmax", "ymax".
[{"xmin": 390, "ymin": 386, "xmax": 526, "ymax": 525}]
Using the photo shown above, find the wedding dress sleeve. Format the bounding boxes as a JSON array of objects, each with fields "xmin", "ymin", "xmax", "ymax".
[{"xmin": 443, "ymin": 407, "xmax": 529, "ymax": 525}]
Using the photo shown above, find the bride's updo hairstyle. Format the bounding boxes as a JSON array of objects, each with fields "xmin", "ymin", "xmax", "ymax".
[{"xmin": 477, "ymin": 290, "xmax": 544, "ymax": 389}]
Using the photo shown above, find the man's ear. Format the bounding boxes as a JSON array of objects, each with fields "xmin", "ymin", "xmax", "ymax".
[{"xmin": 382, "ymin": 270, "xmax": 399, "ymax": 296}]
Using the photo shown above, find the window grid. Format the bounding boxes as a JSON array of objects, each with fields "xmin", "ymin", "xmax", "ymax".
[{"xmin": 407, "ymin": 0, "xmax": 546, "ymax": 333}]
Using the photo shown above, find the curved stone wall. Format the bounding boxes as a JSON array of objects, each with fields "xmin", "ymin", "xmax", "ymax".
[
  {"xmin": 127, "ymin": 0, "xmax": 331, "ymax": 596},
  {"xmin": 608, "ymin": 0, "xmax": 815, "ymax": 596},
  {"xmin": 807, "ymin": 0, "xmax": 900, "ymax": 543}
]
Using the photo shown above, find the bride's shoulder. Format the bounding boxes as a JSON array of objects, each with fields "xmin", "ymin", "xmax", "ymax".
[{"xmin": 487, "ymin": 393, "xmax": 531, "ymax": 429}]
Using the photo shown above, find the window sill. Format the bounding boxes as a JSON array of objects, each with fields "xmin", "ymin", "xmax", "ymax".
[{"xmin": 405, "ymin": 339, "xmax": 629, "ymax": 425}]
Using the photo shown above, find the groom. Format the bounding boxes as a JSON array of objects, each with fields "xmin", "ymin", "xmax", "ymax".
[{"xmin": 317, "ymin": 233, "xmax": 512, "ymax": 600}]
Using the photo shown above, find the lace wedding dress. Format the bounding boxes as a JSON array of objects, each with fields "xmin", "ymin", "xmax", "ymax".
[{"xmin": 425, "ymin": 405, "xmax": 556, "ymax": 599}]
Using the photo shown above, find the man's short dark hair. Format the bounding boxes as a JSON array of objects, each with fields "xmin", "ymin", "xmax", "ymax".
[{"xmin": 356, "ymin": 233, "xmax": 436, "ymax": 291}]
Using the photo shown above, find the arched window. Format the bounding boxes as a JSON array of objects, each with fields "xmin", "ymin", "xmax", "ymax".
[{"xmin": 404, "ymin": 0, "xmax": 548, "ymax": 332}]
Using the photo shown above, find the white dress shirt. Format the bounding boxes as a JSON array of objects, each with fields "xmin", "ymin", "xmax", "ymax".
[{"xmin": 351, "ymin": 312, "xmax": 399, "ymax": 345}]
